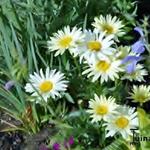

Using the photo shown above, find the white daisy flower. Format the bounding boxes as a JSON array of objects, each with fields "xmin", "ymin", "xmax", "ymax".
[
  {"xmin": 82, "ymin": 57, "xmax": 122, "ymax": 83},
  {"xmin": 105, "ymin": 106, "xmax": 139, "ymax": 139},
  {"xmin": 129, "ymin": 85, "xmax": 150, "ymax": 104},
  {"xmin": 74, "ymin": 30, "xmax": 115, "ymax": 63},
  {"xmin": 121, "ymin": 64, "xmax": 148, "ymax": 82},
  {"xmin": 87, "ymin": 94, "xmax": 118, "ymax": 122},
  {"xmin": 47, "ymin": 26, "xmax": 84, "ymax": 56},
  {"xmin": 92, "ymin": 14, "xmax": 124, "ymax": 37},
  {"xmin": 25, "ymin": 67, "xmax": 68, "ymax": 102}
]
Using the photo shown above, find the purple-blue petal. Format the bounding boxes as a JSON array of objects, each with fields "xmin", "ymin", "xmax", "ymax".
[
  {"xmin": 53, "ymin": 143, "xmax": 60, "ymax": 150},
  {"xmin": 134, "ymin": 27, "xmax": 144, "ymax": 37},
  {"xmin": 136, "ymin": 46, "xmax": 145, "ymax": 54},
  {"xmin": 126, "ymin": 61, "xmax": 137, "ymax": 74},
  {"xmin": 68, "ymin": 136, "xmax": 74, "ymax": 145},
  {"xmin": 131, "ymin": 40, "xmax": 145, "ymax": 54},
  {"xmin": 4, "ymin": 80, "xmax": 14, "ymax": 90},
  {"xmin": 121, "ymin": 56, "xmax": 141, "ymax": 64},
  {"xmin": 64, "ymin": 136, "xmax": 74, "ymax": 148},
  {"xmin": 39, "ymin": 144, "xmax": 50, "ymax": 150}
]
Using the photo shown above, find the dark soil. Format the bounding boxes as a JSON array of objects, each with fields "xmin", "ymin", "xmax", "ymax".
[
  {"xmin": 0, "ymin": 127, "xmax": 57, "ymax": 150},
  {"xmin": 0, "ymin": 132, "xmax": 23, "ymax": 150},
  {"xmin": 0, "ymin": 110, "xmax": 57, "ymax": 150},
  {"xmin": 0, "ymin": 111, "xmax": 23, "ymax": 150}
]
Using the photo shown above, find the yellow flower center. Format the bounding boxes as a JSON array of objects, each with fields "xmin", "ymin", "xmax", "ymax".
[
  {"xmin": 96, "ymin": 61, "xmax": 110, "ymax": 72},
  {"xmin": 59, "ymin": 36, "xmax": 72, "ymax": 48},
  {"xmin": 102, "ymin": 24, "xmax": 114, "ymax": 34},
  {"xmin": 115, "ymin": 116, "xmax": 129, "ymax": 129},
  {"xmin": 87, "ymin": 41, "xmax": 102, "ymax": 51},
  {"xmin": 39, "ymin": 81, "xmax": 53, "ymax": 93},
  {"xmin": 136, "ymin": 94, "xmax": 147, "ymax": 102},
  {"xmin": 96, "ymin": 105, "xmax": 108, "ymax": 115}
]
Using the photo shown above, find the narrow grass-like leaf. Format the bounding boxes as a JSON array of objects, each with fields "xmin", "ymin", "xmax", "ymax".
[
  {"xmin": 10, "ymin": 23, "xmax": 24, "ymax": 62},
  {"xmin": 30, "ymin": 37, "xmax": 38, "ymax": 73},
  {"xmin": 64, "ymin": 93, "xmax": 74, "ymax": 104},
  {"xmin": 0, "ymin": 86, "xmax": 25, "ymax": 112},
  {"xmin": 103, "ymin": 138, "xmax": 129, "ymax": 150},
  {"xmin": 32, "ymin": 103, "xmax": 39, "ymax": 123}
]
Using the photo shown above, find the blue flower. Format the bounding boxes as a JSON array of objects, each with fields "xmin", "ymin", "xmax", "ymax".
[
  {"xmin": 131, "ymin": 40, "xmax": 145, "ymax": 54},
  {"xmin": 4, "ymin": 80, "xmax": 14, "ymax": 90},
  {"xmin": 122, "ymin": 27, "xmax": 145, "ymax": 74},
  {"xmin": 131, "ymin": 27, "xmax": 145, "ymax": 54},
  {"xmin": 122, "ymin": 56, "xmax": 142, "ymax": 73},
  {"xmin": 134, "ymin": 27, "xmax": 144, "ymax": 37},
  {"xmin": 126, "ymin": 61, "xmax": 137, "ymax": 74},
  {"xmin": 122, "ymin": 56, "xmax": 141, "ymax": 64}
]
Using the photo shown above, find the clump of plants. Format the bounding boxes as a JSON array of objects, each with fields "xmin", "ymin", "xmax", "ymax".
[{"xmin": 0, "ymin": 0, "xmax": 150, "ymax": 150}]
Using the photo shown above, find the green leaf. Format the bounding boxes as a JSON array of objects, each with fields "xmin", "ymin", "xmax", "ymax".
[
  {"xmin": 32, "ymin": 103, "xmax": 39, "ymax": 123},
  {"xmin": 103, "ymin": 138, "xmax": 129, "ymax": 150},
  {"xmin": 1, "ymin": 0, "xmax": 20, "ymax": 30},
  {"xmin": 64, "ymin": 93, "xmax": 75, "ymax": 103},
  {"xmin": 0, "ymin": 86, "xmax": 24, "ymax": 112},
  {"xmin": 138, "ymin": 108, "xmax": 150, "ymax": 150}
]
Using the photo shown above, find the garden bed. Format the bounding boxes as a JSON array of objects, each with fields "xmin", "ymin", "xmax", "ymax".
[{"xmin": 0, "ymin": 0, "xmax": 150, "ymax": 150}]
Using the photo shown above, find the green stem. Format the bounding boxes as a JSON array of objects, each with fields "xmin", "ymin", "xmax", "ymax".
[{"xmin": 73, "ymin": 57, "xmax": 81, "ymax": 75}]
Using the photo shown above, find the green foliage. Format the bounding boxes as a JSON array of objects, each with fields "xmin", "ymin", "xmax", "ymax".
[
  {"xmin": 103, "ymin": 138, "xmax": 130, "ymax": 150},
  {"xmin": 138, "ymin": 108, "xmax": 150, "ymax": 150},
  {"xmin": 0, "ymin": 0, "xmax": 146, "ymax": 149},
  {"xmin": 112, "ymin": 0, "xmax": 137, "ymax": 25}
]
